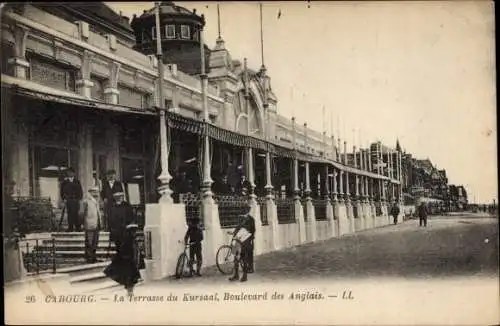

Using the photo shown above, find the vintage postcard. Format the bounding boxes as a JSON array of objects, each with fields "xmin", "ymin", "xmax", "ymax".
[{"xmin": 2, "ymin": 1, "xmax": 498, "ymax": 325}]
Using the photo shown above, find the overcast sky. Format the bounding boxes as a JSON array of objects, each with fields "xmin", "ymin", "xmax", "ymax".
[{"xmin": 107, "ymin": 1, "xmax": 496, "ymax": 203}]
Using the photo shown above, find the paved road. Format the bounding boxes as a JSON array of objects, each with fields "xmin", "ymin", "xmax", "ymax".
[{"xmin": 95, "ymin": 215, "xmax": 498, "ymax": 294}]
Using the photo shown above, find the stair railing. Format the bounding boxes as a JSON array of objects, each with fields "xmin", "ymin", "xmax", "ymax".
[{"xmin": 21, "ymin": 235, "xmax": 57, "ymax": 275}]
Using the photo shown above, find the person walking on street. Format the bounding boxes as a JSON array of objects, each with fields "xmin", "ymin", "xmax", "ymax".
[
  {"xmin": 184, "ymin": 218, "xmax": 204, "ymax": 277},
  {"xmin": 60, "ymin": 168, "xmax": 83, "ymax": 232},
  {"xmin": 390, "ymin": 202, "xmax": 400, "ymax": 225},
  {"xmin": 101, "ymin": 170, "xmax": 125, "ymax": 232},
  {"xmin": 104, "ymin": 192, "xmax": 141, "ymax": 296},
  {"xmin": 229, "ymin": 205, "xmax": 255, "ymax": 282},
  {"xmin": 83, "ymin": 187, "xmax": 102, "ymax": 263},
  {"xmin": 418, "ymin": 202, "xmax": 428, "ymax": 227}
]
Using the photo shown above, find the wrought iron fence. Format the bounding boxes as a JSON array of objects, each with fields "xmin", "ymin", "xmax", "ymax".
[
  {"xmin": 375, "ymin": 202, "xmax": 383, "ymax": 216},
  {"xmin": 215, "ymin": 195, "xmax": 249, "ymax": 229},
  {"xmin": 256, "ymin": 197, "xmax": 269, "ymax": 226},
  {"xmin": 352, "ymin": 202, "xmax": 358, "ymax": 218},
  {"xmin": 180, "ymin": 193, "xmax": 203, "ymax": 227},
  {"xmin": 276, "ymin": 198, "xmax": 296, "ymax": 224},
  {"xmin": 313, "ymin": 199, "xmax": 328, "ymax": 220},
  {"xmin": 20, "ymin": 236, "xmax": 57, "ymax": 275}
]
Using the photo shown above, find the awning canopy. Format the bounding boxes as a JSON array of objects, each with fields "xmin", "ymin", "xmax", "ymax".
[
  {"xmin": 2, "ymin": 77, "xmax": 157, "ymax": 116},
  {"xmin": 3, "ymin": 79, "xmax": 399, "ymax": 181}
]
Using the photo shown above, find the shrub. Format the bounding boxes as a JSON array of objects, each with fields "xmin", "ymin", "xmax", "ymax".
[{"xmin": 11, "ymin": 197, "xmax": 56, "ymax": 235}]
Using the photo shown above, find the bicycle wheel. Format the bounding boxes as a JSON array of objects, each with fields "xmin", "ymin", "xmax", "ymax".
[
  {"xmin": 175, "ymin": 253, "xmax": 189, "ymax": 279},
  {"xmin": 216, "ymin": 245, "xmax": 235, "ymax": 275}
]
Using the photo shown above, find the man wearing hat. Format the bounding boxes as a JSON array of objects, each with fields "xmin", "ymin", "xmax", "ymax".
[
  {"xmin": 101, "ymin": 169, "xmax": 125, "ymax": 232},
  {"xmin": 104, "ymin": 191, "xmax": 141, "ymax": 296},
  {"xmin": 229, "ymin": 204, "xmax": 256, "ymax": 282},
  {"xmin": 83, "ymin": 186, "xmax": 102, "ymax": 263},
  {"xmin": 60, "ymin": 168, "xmax": 83, "ymax": 232},
  {"xmin": 108, "ymin": 191, "xmax": 135, "ymax": 250}
]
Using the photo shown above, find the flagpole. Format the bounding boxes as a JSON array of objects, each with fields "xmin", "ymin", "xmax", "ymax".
[
  {"xmin": 260, "ymin": 2, "xmax": 265, "ymax": 70},
  {"xmin": 217, "ymin": 3, "xmax": 221, "ymax": 39},
  {"xmin": 155, "ymin": 1, "xmax": 172, "ymax": 203}
]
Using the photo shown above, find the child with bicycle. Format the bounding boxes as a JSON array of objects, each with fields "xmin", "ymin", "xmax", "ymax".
[{"xmin": 184, "ymin": 217, "xmax": 204, "ymax": 277}]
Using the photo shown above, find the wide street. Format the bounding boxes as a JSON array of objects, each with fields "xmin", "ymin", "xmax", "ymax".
[{"xmin": 148, "ymin": 214, "xmax": 498, "ymax": 286}]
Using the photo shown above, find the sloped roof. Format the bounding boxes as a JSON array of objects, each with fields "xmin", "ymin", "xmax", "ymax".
[
  {"xmin": 63, "ymin": 2, "xmax": 133, "ymax": 32},
  {"xmin": 139, "ymin": 2, "xmax": 197, "ymax": 18}
]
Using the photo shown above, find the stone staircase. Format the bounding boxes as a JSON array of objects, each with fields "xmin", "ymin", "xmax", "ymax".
[{"xmin": 26, "ymin": 232, "xmax": 144, "ymax": 293}]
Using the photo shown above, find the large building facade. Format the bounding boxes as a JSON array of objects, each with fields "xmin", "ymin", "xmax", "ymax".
[{"xmin": 1, "ymin": 2, "xmax": 454, "ymax": 276}]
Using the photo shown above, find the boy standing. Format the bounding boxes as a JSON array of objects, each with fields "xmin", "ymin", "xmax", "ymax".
[{"xmin": 184, "ymin": 218, "xmax": 203, "ymax": 277}]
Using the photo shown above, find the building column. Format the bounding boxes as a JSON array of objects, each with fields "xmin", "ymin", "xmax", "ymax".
[
  {"xmin": 294, "ymin": 158, "xmax": 306, "ymax": 244},
  {"xmin": 7, "ymin": 110, "xmax": 30, "ymax": 197},
  {"xmin": 77, "ymin": 123, "xmax": 93, "ymax": 194},
  {"xmin": 303, "ymin": 123, "xmax": 316, "ymax": 242},
  {"xmin": 325, "ymin": 165, "xmax": 335, "ymax": 237},
  {"xmin": 104, "ymin": 121, "xmax": 121, "ymax": 179},
  {"xmin": 265, "ymin": 150, "xmax": 279, "ymax": 250},
  {"xmin": 247, "ymin": 146, "xmax": 263, "ymax": 255},
  {"xmin": 8, "ymin": 23, "xmax": 30, "ymax": 79},
  {"xmin": 76, "ymin": 50, "xmax": 94, "ymax": 99},
  {"xmin": 291, "ymin": 118, "xmax": 306, "ymax": 244},
  {"xmin": 104, "ymin": 61, "xmax": 121, "ymax": 104},
  {"xmin": 331, "ymin": 169, "xmax": 340, "ymax": 237}
]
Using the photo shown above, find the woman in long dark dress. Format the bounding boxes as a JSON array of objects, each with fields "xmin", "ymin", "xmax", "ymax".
[{"xmin": 104, "ymin": 192, "xmax": 142, "ymax": 296}]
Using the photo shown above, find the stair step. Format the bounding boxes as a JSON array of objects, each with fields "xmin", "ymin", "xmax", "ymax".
[
  {"xmin": 71, "ymin": 271, "xmax": 107, "ymax": 283},
  {"xmin": 39, "ymin": 251, "xmax": 116, "ymax": 257},
  {"xmin": 74, "ymin": 279, "xmax": 122, "ymax": 294},
  {"xmin": 34, "ymin": 244, "xmax": 116, "ymax": 251},
  {"xmin": 58, "ymin": 261, "xmax": 110, "ymax": 274},
  {"xmin": 52, "ymin": 232, "xmax": 110, "ymax": 237}
]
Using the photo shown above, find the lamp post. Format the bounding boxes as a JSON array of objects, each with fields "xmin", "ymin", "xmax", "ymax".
[
  {"xmin": 199, "ymin": 20, "xmax": 213, "ymax": 199},
  {"xmin": 154, "ymin": 2, "xmax": 173, "ymax": 203}
]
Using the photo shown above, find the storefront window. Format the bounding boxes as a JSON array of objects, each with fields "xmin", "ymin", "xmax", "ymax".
[
  {"xmin": 121, "ymin": 158, "xmax": 145, "ymax": 205},
  {"xmin": 118, "ymin": 84, "xmax": 148, "ymax": 109},
  {"xmin": 29, "ymin": 56, "xmax": 76, "ymax": 92},
  {"xmin": 34, "ymin": 146, "xmax": 77, "ymax": 206}
]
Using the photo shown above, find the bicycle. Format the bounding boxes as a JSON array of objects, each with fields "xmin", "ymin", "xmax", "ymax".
[
  {"xmin": 175, "ymin": 242, "xmax": 199, "ymax": 279},
  {"xmin": 216, "ymin": 230, "xmax": 252, "ymax": 275}
]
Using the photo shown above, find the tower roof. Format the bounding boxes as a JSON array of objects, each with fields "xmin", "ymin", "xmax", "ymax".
[{"xmin": 136, "ymin": 1, "xmax": 203, "ymax": 23}]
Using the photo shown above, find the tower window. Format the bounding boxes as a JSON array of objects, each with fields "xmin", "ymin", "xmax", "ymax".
[
  {"xmin": 166, "ymin": 25, "xmax": 175, "ymax": 39},
  {"xmin": 180, "ymin": 25, "xmax": 190, "ymax": 39},
  {"xmin": 151, "ymin": 26, "xmax": 157, "ymax": 40},
  {"xmin": 192, "ymin": 27, "xmax": 199, "ymax": 41}
]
